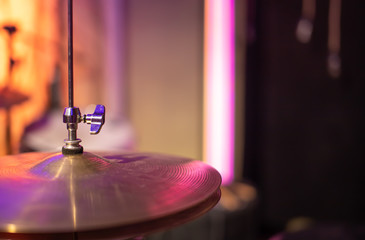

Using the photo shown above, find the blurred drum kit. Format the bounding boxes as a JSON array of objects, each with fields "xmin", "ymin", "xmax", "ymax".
[{"xmin": 0, "ymin": 0, "xmax": 221, "ymax": 239}]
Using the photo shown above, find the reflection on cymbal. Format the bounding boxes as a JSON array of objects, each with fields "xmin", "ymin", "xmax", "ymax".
[{"xmin": 0, "ymin": 152, "xmax": 221, "ymax": 238}]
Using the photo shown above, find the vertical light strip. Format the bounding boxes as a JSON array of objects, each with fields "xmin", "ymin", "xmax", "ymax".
[{"xmin": 204, "ymin": 0, "xmax": 235, "ymax": 185}]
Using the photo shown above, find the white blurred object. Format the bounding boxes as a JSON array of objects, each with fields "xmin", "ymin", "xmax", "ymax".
[
  {"xmin": 296, "ymin": 18, "xmax": 313, "ymax": 44},
  {"xmin": 296, "ymin": 0, "xmax": 315, "ymax": 43}
]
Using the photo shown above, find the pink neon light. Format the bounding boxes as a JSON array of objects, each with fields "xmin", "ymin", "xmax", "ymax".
[{"xmin": 204, "ymin": 0, "xmax": 235, "ymax": 185}]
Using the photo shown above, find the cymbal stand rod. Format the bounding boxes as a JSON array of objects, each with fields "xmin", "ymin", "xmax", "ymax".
[
  {"xmin": 62, "ymin": 0, "xmax": 105, "ymax": 155},
  {"xmin": 62, "ymin": 0, "xmax": 83, "ymax": 155},
  {"xmin": 68, "ymin": 0, "xmax": 74, "ymax": 108}
]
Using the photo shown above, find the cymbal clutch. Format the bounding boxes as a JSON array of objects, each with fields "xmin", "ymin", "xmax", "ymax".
[
  {"xmin": 62, "ymin": 0, "xmax": 105, "ymax": 155},
  {"xmin": 62, "ymin": 105, "xmax": 105, "ymax": 155}
]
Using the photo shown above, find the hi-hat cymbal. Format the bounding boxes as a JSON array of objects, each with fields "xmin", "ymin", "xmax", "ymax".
[{"xmin": 0, "ymin": 152, "xmax": 221, "ymax": 239}]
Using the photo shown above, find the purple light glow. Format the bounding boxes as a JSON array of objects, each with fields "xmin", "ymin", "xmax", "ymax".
[{"xmin": 204, "ymin": 0, "xmax": 235, "ymax": 185}]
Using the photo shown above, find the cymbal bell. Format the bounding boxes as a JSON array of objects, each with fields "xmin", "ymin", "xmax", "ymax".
[{"xmin": 0, "ymin": 152, "xmax": 221, "ymax": 238}]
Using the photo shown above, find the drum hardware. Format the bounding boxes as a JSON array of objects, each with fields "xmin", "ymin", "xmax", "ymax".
[
  {"xmin": 62, "ymin": 104, "xmax": 105, "ymax": 155},
  {"xmin": 62, "ymin": 0, "xmax": 105, "ymax": 155},
  {"xmin": 0, "ymin": 152, "xmax": 221, "ymax": 239},
  {"xmin": 0, "ymin": 0, "xmax": 221, "ymax": 239}
]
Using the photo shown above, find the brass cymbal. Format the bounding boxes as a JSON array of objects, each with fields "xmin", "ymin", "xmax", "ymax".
[{"xmin": 0, "ymin": 152, "xmax": 221, "ymax": 237}]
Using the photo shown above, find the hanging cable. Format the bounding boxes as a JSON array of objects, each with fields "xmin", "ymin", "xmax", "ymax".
[
  {"xmin": 296, "ymin": 0, "xmax": 316, "ymax": 43},
  {"xmin": 327, "ymin": 0, "xmax": 341, "ymax": 78}
]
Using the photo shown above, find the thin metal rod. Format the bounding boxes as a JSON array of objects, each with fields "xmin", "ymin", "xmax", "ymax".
[{"xmin": 68, "ymin": 0, "xmax": 74, "ymax": 107}]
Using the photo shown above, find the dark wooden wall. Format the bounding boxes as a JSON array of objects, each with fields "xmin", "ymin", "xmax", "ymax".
[{"xmin": 244, "ymin": 0, "xmax": 365, "ymax": 233}]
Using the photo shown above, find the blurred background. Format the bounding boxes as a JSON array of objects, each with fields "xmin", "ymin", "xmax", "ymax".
[{"xmin": 0, "ymin": 0, "xmax": 365, "ymax": 239}]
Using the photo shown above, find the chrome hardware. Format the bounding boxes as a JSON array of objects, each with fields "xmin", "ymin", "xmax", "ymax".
[
  {"xmin": 62, "ymin": 105, "xmax": 105, "ymax": 155},
  {"xmin": 83, "ymin": 105, "xmax": 105, "ymax": 134}
]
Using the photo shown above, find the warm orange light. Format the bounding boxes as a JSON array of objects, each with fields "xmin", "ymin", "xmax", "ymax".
[{"xmin": 0, "ymin": 0, "xmax": 59, "ymax": 155}]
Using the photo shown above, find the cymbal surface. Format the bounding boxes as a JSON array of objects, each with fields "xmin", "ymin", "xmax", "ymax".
[{"xmin": 0, "ymin": 152, "xmax": 221, "ymax": 234}]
